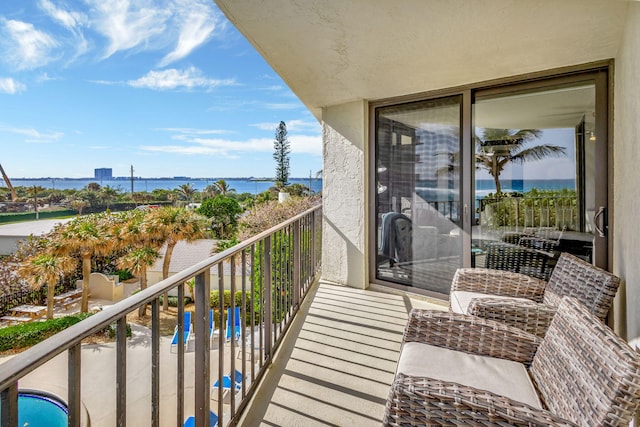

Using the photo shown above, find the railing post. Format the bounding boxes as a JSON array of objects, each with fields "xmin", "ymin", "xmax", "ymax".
[
  {"xmin": 68, "ymin": 344, "xmax": 81, "ymax": 427},
  {"xmin": 217, "ymin": 263, "xmax": 225, "ymax": 421},
  {"xmin": 1, "ymin": 382, "xmax": 18, "ymax": 427},
  {"xmin": 116, "ymin": 316, "xmax": 127, "ymax": 427},
  {"xmin": 194, "ymin": 270, "xmax": 210, "ymax": 427},
  {"xmin": 151, "ymin": 299, "xmax": 160, "ymax": 427},
  {"xmin": 293, "ymin": 219, "xmax": 301, "ymax": 310},
  {"xmin": 177, "ymin": 284, "xmax": 185, "ymax": 427},
  {"xmin": 264, "ymin": 235, "xmax": 272, "ymax": 359}
]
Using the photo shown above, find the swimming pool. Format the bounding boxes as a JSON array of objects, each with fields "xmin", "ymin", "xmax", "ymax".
[{"xmin": 5, "ymin": 391, "xmax": 68, "ymax": 427}]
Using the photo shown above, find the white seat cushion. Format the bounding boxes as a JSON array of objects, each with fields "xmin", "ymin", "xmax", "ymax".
[
  {"xmin": 450, "ymin": 290, "xmax": 533, "ymax": 314},
  {"xmin": 397, "ymin": 341, "xmax": 542, "ymax": 409}
]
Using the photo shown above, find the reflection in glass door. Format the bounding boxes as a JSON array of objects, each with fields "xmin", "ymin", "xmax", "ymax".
[
  {"xmin": 472, "ymin": 80, "xmax": 605, "ymax": 277},
  {"xmin": 375, "ymin": 96, "xmax": 462, "ymax": 295}
]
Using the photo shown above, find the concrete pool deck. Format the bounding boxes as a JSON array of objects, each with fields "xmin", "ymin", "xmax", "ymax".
[{"xmin": 0, "ymin": 320, "xmax": 243, "ymax": 426}]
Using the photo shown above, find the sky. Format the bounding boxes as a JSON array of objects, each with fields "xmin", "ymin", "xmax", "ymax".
[{"xmin": 0, "ymin": 1, "xmax": 322, "ymax": 179}]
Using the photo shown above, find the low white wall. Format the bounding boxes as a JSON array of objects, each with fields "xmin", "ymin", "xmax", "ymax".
[
  {"xmin": 613, "ymin": 1, "xmax": 640, "ymax": 345},
  {"xmin": 321, "ymin": 100, "xmax": 368, "ymax": 288}
]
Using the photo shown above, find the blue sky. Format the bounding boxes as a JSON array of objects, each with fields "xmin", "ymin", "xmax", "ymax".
[{"xmin": 0, "ymin": 1, "xmax": 322, "ymax": 179}]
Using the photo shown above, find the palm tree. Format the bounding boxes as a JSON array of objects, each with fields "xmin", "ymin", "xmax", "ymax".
[
  {"xmin": 114, "ymin": 209, "xmax": 162, "ymax": 316},
  {"xmin": 49, "ymin": 213, "xmax": 114, "ymax": 312},
  {"xmin": 26, "ymin": 185, "xmax": 45, "ymax": 220},
  {"xmin": 177, "ymin": 183, "xmax": 197, "ymax": 204},
  {"xmin": 117, "ymin": 247, "xmax": 159, "ymax": 317},
  {"xmin": 475, "ymin": 129, "xmax": 566, "ymax": 193},
  {"xmin": 147, "ymin": 207, "xmax": 207, "ymax": 310},
  {"xmin": 18, "ymin": 253, "xmax": 75, "ymax": 319},
  {"xmin": 213, "ymin": 179, "xmax": 234, "ymax": 195}
]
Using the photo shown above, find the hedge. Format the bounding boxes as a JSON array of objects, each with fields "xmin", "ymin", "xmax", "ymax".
[{"xmin": 0, "ymin": 313, "xmax": 131, "ymax": 351}]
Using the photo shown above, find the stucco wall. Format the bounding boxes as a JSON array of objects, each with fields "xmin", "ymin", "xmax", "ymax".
[
  {"xmin": 321, "ymin": 101, "xmax": 368, "ymax": 287},
  {"xmin": 613, "ymin": 1, "xmax": 640, "ymax": 346}
]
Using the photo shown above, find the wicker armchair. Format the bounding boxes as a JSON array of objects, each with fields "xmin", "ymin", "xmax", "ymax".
[
  {"xmin": 384, "ymin": 297, "xmax": 640, "ymax": 427},
  {"xmin": 450, "ymin": 252, "xmax": 620, "ymax": 337}
]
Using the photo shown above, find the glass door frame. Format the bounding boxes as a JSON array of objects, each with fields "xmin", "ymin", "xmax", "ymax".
[{"xmin": 368, "ymin": 62, "xmax": 612, "ymax": 297}]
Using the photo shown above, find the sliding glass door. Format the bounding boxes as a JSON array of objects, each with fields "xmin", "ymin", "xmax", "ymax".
[
  {"xmin": 371, "ymin": 67, "xmax": 609, "ymax": 296},
  {"xmin": 374, "ymin": 96, "xmax": 463, "ymax": 295},
  {"xmin": 472, "ymin": 73, "xmax": 609, "ymax": 277}
]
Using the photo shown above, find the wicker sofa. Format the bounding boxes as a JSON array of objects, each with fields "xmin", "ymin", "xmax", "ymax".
[
  {"xmin": 384, "ymin": 297, "xmax": 640, "ymax": 426},
  {"xmin": 449, "ymin": 251, "xmax": 620, "ymax": 337}
]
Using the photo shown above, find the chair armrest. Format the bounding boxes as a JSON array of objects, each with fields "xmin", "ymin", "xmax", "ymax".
[
  {"xmin": 468, "ymin": 298, "xmax": 557, "ymax": 338},
  {"xmin": 452, "ymin": 268, "xmax": 547, "ymax": 301},
  {"xmin": 404, "ymin": 309, "xmax": 542, "ymax": 366},
  {"xmin": 384, "ymin": 374, "xmax": 578, "ymax": 427}
]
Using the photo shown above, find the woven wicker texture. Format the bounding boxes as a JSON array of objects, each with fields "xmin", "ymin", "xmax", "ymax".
[
  {"xmin": 452, "ymin": 268, "xmax": 546, "ymax": 301},
  {"xmin": 542, "ymin": 251, "xmax": 620, "ymax": 321},
  {"xmin": 403, "ymin": 309, "xmax": 542, "ymax": 365},
  {"xmin": 384, "ymin": 374, "xmax": 578, "ymax": 427},
  {"xmin": 451, "ymin": 252, "xmax": 620, "ymax": 337},
  {"xmin": 467, "ymin": 297, "xmax": 557, "ymax": 337},
  {"xmin": 385, "ymin": 297, "xmax": 640, "ymax": 427},
  {"xmin": 530, "ymin": 297, "xmax": 640, "ymax": 427}
]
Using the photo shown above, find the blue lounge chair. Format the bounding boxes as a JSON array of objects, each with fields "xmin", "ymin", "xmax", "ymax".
[
  {"xmin": 212, "ymin": 369, "xmax": 243, "ymax": 393},
  {"xmin": 225, "ymin": 307, "xmax": 241, "ymax": 342},
  {"xmin": 170, "ymin": 312, "xmax": 192, "ymax": 352},
  {"xmin": 184, "ymin": 410, "xmax": 218, "ymax": 427}
]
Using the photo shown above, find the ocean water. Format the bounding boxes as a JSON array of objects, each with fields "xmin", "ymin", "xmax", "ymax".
[
  {"xmin": 5, "ymin": 178, "xmax": 322, "ymax": 195},
  {"xmin": 475, "ymin": 179, "xmax": 575, "ymax": 196}
]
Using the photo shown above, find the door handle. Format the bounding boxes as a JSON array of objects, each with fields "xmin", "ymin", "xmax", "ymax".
[{"xmin": 593, "ymin": 206, "xmax": 606, "ymax": 237}]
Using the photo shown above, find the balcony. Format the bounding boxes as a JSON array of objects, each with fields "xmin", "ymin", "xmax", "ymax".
[
  {"xmin": 0, "ymin": 204, "xmax": 444, "ymax": 426},
  {"xmin": 0, "ymin": 206, "xmax": 332, "ymax": 426}
]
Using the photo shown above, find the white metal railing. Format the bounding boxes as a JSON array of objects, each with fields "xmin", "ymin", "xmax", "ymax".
[{"xmin": 0, "ymin": 205, "xmax": 322, "ymax": 427}]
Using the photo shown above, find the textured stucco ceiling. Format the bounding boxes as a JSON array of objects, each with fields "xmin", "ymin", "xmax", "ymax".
[{"xmin": 215, "ymin": 0, "xmax": 627, "ymax": 119}]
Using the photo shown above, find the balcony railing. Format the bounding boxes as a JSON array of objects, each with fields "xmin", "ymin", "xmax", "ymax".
[{"xmin": 0, "ymin": 204, "xmax": 322, "ymax": 427}]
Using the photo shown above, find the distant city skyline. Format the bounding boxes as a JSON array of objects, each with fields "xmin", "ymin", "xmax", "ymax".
[{"xmin": 0, "ymin": 1, "xmax": 322, "ymax": 179}]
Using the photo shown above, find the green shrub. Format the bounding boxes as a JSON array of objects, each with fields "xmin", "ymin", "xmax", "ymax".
[
  {"xmin": 115, "ymin": 269, "xmax": 134, "ymax": 281},
  {"xmin": 0, "ymin": 313, "xmax": 91, "ymax": 351},
  {"xmin": 209, "ymin": 290, "xmax": 253, "ymax": 325},
  {"xmin": 0, "ymin": 313, "xmax": 132, "ymax": 351},
  {"xmin": 158, "ymin": 295, "xmax": 193, "ymax": 307}
]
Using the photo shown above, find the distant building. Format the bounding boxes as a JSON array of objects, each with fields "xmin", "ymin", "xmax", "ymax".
[{"xmin": 94, "ymin": 168, "xmax": 113, "ymax": 181}]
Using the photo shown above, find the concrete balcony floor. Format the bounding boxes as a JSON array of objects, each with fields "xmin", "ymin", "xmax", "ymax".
[{"xmin": 240, "ymin": 282, "xmax": 446, "ymax": 426}]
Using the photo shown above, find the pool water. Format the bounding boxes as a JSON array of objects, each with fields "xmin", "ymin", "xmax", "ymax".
[{"xmin": 17, "ymin": 392, "xmax": 68, "ymax": 427}]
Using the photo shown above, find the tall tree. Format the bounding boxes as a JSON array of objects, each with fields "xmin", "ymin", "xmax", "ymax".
[
  {"xmin": 177, "ymin": 183, "xmax": 197, "ymax": 203},
  {"xmin": 18, "ymin": 252, "xmax": 75, "ymax": 319},
  {"xmin": 114, "ymin": 209, "xmax": 161, "ymax": 316},
  {"xmin": 213, "ymin": 179, "xmax": 234, "ymax": 196},
  {"xmin": 197, "ymin": 195, "xmax": 243, "ymax": 239},
  {"xmin": 273, "ymin": 121, "xmax": 291, "ymax": 189},
  {"xmin": 475, "ymin": 129, "xmax": 566, "ymax": 193},
  {"xmin": 49, "ymin": 213, "xmax": 114, "ymax": 312},
  {"xmin": 147, "ymin": 207, "xmax": 207, "ymax": 310}
]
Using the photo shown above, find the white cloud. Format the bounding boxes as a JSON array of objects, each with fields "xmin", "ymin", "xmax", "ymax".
[
  {"xmin": 141, "ymin": 131, "xmax": 322, "ymax": 157},
  {"xmin": 1, "ymin": 19, "xmax": 58, "ymax": 70},
  {"xmin": 86, "ymin": 0, "xmax": 170, "ymax": 59},
  {"xmin": 158, "ymin": 0, "xmax": 218, "ymax": 67},
  {"xmin": 39, "ymin": 0, "xmax": 89, "ymax": 59},
  {"xmin": 0, "ymin": 78, "xmax": 26, "ymax": 94},
  {"xmin": 39, "ymin": 0, "xmax": 87, "ymax": 30},
  {"xmin": 0, "ymin": 126, "xmax": 63, "ymax": 143},
  {"xmin": 127, "ymin": 67, "xmax": 236, "ymax": 91},
  {"xmin": 251, "ymin": 119, "xmax": 320, "ymax": 132}
]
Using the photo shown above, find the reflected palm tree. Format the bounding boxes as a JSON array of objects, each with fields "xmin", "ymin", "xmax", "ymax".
[{"xmin": 476, "ymin": 129, "xmax": 565, "ymax": 193}]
